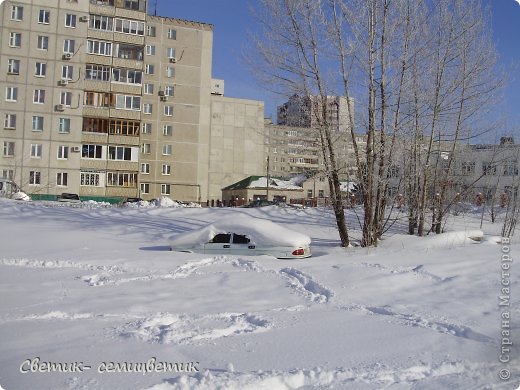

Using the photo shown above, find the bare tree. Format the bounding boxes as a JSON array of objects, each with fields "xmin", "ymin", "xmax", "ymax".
[{"xmin": 249, "ymin": 0, "xmax": 502, "ymax": 247}]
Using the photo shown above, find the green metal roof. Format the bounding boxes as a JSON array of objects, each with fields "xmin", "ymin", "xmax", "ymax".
[{"xmin": 222, "ymin": 176, "xmax": 263, "ymax": 191}]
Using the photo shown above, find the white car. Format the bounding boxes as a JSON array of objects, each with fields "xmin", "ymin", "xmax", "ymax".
[{"xmin": 169, "ymin": 215, "xmax": 311, "ymax": 259}]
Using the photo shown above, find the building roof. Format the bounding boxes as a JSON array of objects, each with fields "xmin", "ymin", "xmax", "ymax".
[{"xmin": 222, "ymin": 176, "xmax": 302, "ymax": 191}]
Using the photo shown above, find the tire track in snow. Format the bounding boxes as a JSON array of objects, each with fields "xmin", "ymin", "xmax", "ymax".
[
  {"xmin": 341, "ymin": 303, "xmax": 493, "ymax": 343},
  {"xmin": 82, "ymin": 256, "xmax": 265, "ymax": 286},
  {"xmin": 279, "ymin": 268, "xmax": 334, "ymax": 304},
  {"xmin": 0, "ymin": 258, "xmax": 127, "ymax": 273},
  {"xmin": 359, "ymin": 262, "xmax": 457, "ymax": 282},
  {"xmin": 119, "ymin": 312, "xmax": 272, "ymax": 345}
]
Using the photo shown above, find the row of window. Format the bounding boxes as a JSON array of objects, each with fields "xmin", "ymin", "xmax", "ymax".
[
  {"xmin": 5, "ymin": 87, "xmax": 74, "ymax": 106},
  {"xmin": 4, "ymin": 114, "xmax": 175, "ymax": 138},
  {"xmin": 8, "ymin": 33, "xmax": 76, "ymax": 53},
  {"xmin": 2, "ymin": 141, "xmax": 174, "ymax": 159},
  {"xmin": 7, "ymin": 60, "xmax": 173, "ymax": 86},
  {"xmin": 4, "ymin": 115, "xmax": 71, "ymax": 133}
]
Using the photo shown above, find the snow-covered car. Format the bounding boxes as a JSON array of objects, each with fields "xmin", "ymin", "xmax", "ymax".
[
  {"xmin": 169, "ymin": 215, "xmax": 311, "ymax": 259},
  {"xmin": 0, "ymin": 178, "xmax": 30, "ymax": 201}
]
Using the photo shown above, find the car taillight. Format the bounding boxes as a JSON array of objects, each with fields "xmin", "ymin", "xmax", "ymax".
[{"xmin": 292, "ymin": 248, "xmax": 305, "ymax": 256}]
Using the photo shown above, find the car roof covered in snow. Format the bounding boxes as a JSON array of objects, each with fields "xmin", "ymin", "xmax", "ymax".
[{"xmin": 170, "ymin": 213, "xmax": 311, "ymax": 248}]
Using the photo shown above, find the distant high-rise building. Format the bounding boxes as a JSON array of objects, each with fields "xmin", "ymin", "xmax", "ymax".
[{"xmin": 277, "ymin": 94, "xmax": 353, "ymax": 133}]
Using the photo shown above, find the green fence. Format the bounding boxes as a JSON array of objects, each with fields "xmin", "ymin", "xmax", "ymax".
[{"xmin": 29, "ymin": 193, "xmax": 124, "ymax": 205}]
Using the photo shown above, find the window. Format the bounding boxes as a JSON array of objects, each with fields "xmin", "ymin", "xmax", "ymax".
[
  {"xmin": 161, "ymin": 164, "xmax": 171, "ymax": 175},
  {"xmin": 3, "ymin": 169, "xmax": 14, "ymax": 180},
  {"xmin": 164, "ymin": 86, "xmax": 175, "ymax": 96},
  {"xmin": 141, "ymin": 143, "xmax": 151, "ymax": 154},
  {"xmin": 57, "ymin": 145, "xmax": 69, "ymax": 159},
  {"xmin": 63, "ymin": 39, "xmax": 75, "ymax": 54},
  {"xmin": 107, "ymin": 172, "xmax": 138, "ymax": 187},
  {"xmin": 86, "ymin": 64, "xmax": 110, "ymax": 81},
  {"xmin": 60, "ymin": 92, "xmax": 72, "ymax": 106},
  {"xmin": 30, "ymin": 144, "xmax": 42, "ymax": 158},
  {"xmin": 37, "ymin": 36, "xmax": 49, "ymax": 50},
  {"xmin": 145, "ymin": 45, "xmax": 155, "ymax": 56},
  {"xmin": 109, "ymin": 119, "xmax": 140, "ymax": 136},
  {"xmin": 147, "ymin": 25, "xmax": 156, "ymax": 37},
  {"xmin": 9, "ymin": 33, "xmax": 22, "ymax": 48},
  {"xmin": 143, "ymin": 103, "xmax": 153, "ymax": 114},
  {"xmin": 504, "ymin": 162, "xmax": 519, "ymax": 176},
  {"xmin": 108, "ymin": 146, "xmax": 133, "ymax": 161},
  {"xmin": 161, "ymin": 184, "xmax": 170, "ymax": 195},
  {"xmin": 11, "ymin": 6, "xmax": 23, "ymax": 21},
  {"xmin": 164, "ymin": 106, "xmax": 173, "ymax": 116},
  {"xmin": 144, "ymin": 64, "xmax": 154, "ymax": 75},
  {"xmin": 89, "ymin": 15, "xmax": 113, "ymax": 31},
  {"xmin": 38, "ymin": 10, "xmax": 50, "ymax": 24},
  {"xmin": 65, "ymin": 14, "xmax": 76, "ymax": 28},
  {"xmin": 142, "ymin": 123, "xmax": 151, "ymax": 134},
  {"xmin": 82, "ymin": 144, "xmax": 103, "ymax": 159},
  {"xmin": 62, "ymin": 65, "xmax": 73, "ymax": 80},
  {"xmin": 80, "ymin": 171, "xmax": 101, "ymax": 186},
  {"xmin": 114, "ymin": 18, "xmax": 144, "ymax": 35},
  {"xmin": 86, "ymin": 40, "xmax": 112, "ymax": 56},
  {"xmin": 4, "ymin": 114, "xmax": 16, "ymax": 129},
  {"xmin": 461, "ymin": 162, "xmax": 475, "ymax": 176},
  {"xmin": 112, "ymin": 68, "xmax": 142, "ymax": 84},
  {"xmin": 82, "ymin": 117, "xmax": 107, "ymax": 134},
  {"xmin": 123, "ymin": 0, "xmax": 141, "ymax": 10},
  {"xmin": 140, "ymin": 163, "xmax": 150, "ymax": 174},
  {"xmin": 140, "ymin": 183, "xmax": 150, "ymax": 194},
  {"xmin": 29, "ymin": 171, "xmax": 41, "ymax": 185},
  {"xmin": 6, "ymin": 87, "xmax": 18, "ymax": 101},
  {"xmin": 7, "ymin": 59, "xmax": 20, "ymax": 75},
  {"xmin": 35, "ymin": 62, "xmax": 47, "ymax": 77},
  {"xmin": 33, "ymin": 89, "xmax": 45, "ymax": 104},
  {"xmin": 115, "ymin": 95, "xmax": 141, "ymax": 111},
  {"xmin": 163, "ymin": 124, "xmax": 172, "ymax": 136},
  {"xmin": 387, "ymin": 165, "xmax": 400, "ymax": 178},
  {"xmin": 166, "ymin": 67, "xmax": 175, "ymax": 78},
  {"xmin": 143, "ymin": 83, "xmax": 154, "ymax": 94},
  {"xmin": 84, "ymin": 91, "xmax": 114, "ymax": 107},
  {"xmin": 116, "ymin": 43, "xmax": 143, "ymax": 60},
  {"xmin": 59, "ymin": 118, "xmax": 71, "ymax": 134},
  {"xmin": 167, "ymin": 29, "xmax": 177, "ymax": 40},
  {"xmin": 32, "ymin": 116, "xmax": 44, "ymax": 131},
  {"xmin": 162, "ymin": 144, "xmax": 172, "ymax": 155},
  {"xmin": 482, "ymin": 162, "xmax": 496, "ymax": 176},
  {"xmin": 166, "ymin": 47, "xmax": 176, "ymax": 59},
  {"xmin": 3, "ymin": 142, "xmax": 15, "ymax": 156},
  {"xmin": 307, "ymin": 189, "xmax": 313, "ymax": 198},
  {"xmin": 56, "ymin": 172, "xmax": 68, "ymax": 186}
]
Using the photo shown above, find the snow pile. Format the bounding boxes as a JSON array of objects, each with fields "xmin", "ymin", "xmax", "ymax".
[
  {"xmin": 169, "ymin": 214, "xmax": 312, "ymax": 248},
  {"xmin": 11, "ymin": 191, "xmax": 30, "ymax": 201},
  {"xmin": 153, "ymin": 197, "xmax": 201, "ymax": 208}
]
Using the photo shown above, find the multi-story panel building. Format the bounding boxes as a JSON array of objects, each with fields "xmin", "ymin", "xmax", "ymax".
[
  {"xmin": 0, "ymin": 0, "xmax": 267, "ymax": 204},
  {"xmin": 208, "ymin": 95, "xmax": 265, "ymax": 204},
  {"xmin": 140, "ymin": 15, "xmax": 213, "ymax": 202},
  {"xmin": 277, "ymin": 94, "xmax": 354, "ymax": 133}
]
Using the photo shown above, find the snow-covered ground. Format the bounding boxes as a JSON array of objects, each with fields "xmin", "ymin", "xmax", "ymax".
[{"xmin": 0, "ymin": 199, "xmax": 518, "ymax": 390}]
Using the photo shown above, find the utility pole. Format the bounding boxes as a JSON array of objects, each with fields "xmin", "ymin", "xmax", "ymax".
[{"xmin": 266, "ymin": 155, "xmax": 270, "ymax": 201}]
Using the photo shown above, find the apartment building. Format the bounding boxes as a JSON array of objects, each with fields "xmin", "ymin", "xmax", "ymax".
[
  {"xmin": 266, "ymin": 93, "xmax": 359, "ymax": 187},
  {"xmin": 0, "ymin": 0, "xmax": 266, "ymax": 204},
  {"xmin": 277, "ymin": 94, "xmax": 354, "ymax": 133}
]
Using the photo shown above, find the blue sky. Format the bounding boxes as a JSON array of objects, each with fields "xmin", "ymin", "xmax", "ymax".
[{"xmin": 155, "ymin": 0, "xmax": 520, "ymax": 136}]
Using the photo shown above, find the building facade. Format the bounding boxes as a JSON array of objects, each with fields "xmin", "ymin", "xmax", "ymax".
[{"xmin": 0, "ymin": 0, "xmax": 267, "ymax": 204}]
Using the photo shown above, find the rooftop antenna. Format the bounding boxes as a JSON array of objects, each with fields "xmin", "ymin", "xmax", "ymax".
[{"xmin": 154, "ymin": 0, "xmax": 158, "ymax": 16}]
